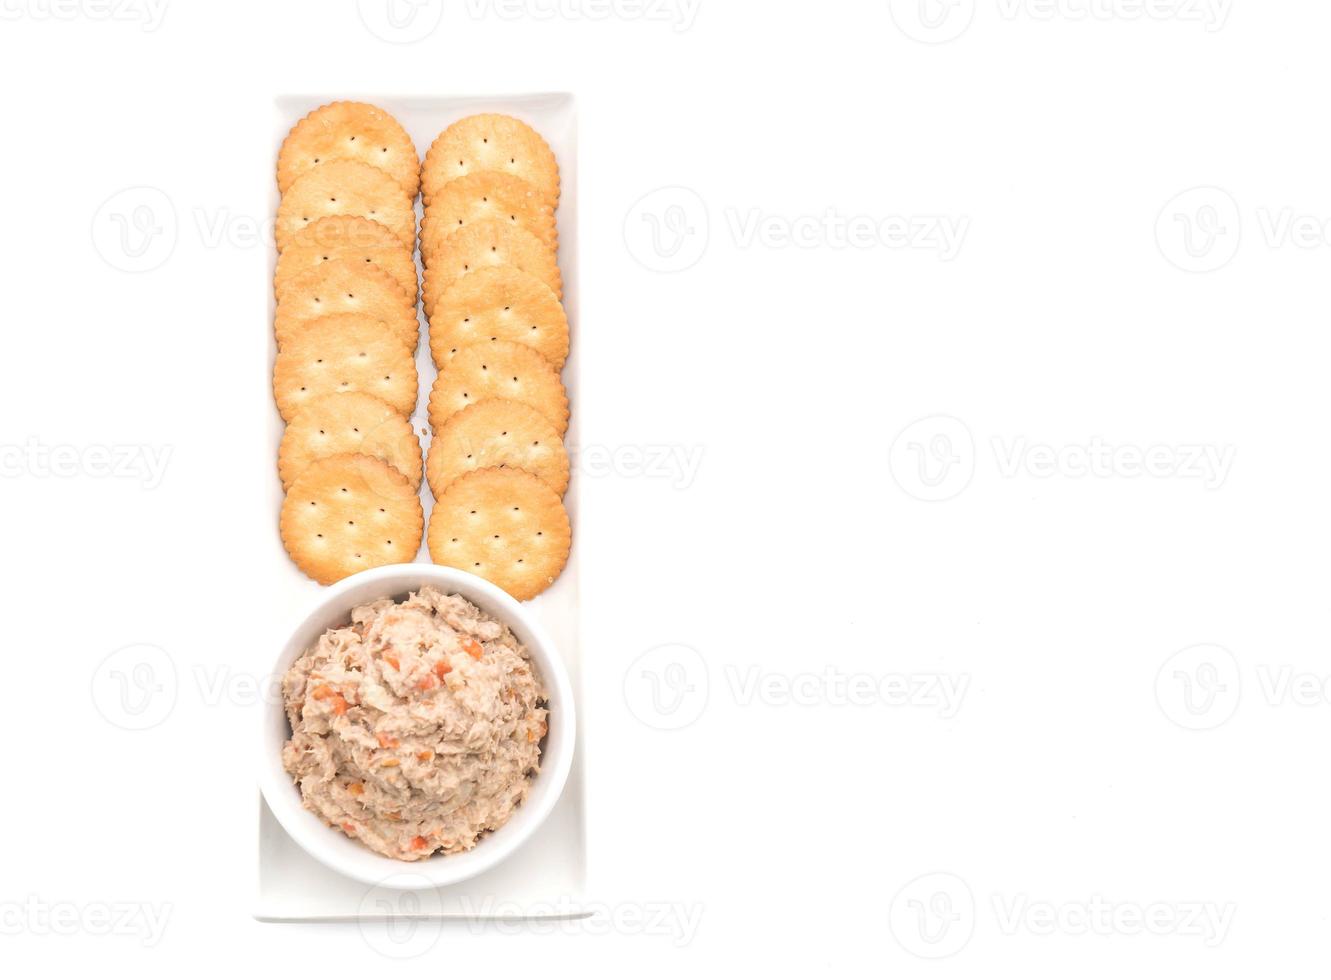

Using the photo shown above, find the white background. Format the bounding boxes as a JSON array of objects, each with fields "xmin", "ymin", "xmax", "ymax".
[{"xmin": 2, "ymin": 0, "xmax": 1327, "ymax": 974}]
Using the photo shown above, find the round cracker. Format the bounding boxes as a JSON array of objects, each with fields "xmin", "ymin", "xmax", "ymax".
[
  {"xmin": 421, "ymin": 113, "xmax": 559, "ymax": 208},
  {"xmin": 276, "ymin": 216, "xmax": 418, "ymax": 303},
  {"xmin": 428, "ymin": 340, "xmax": 568, "ymax": 435},
  {"xmin": 279, "ymin": 391, "xmax": 423, "ymax": 491},
  {"xmin": 422, "ymin": 220, "xmax": 562, "ymax": 317},
  {"xmin": 277, "ymin": 101, "xmax": 419, "ymax": 197},
  {"xmin": 273, "ymin": 314, "xmax": 418, "ymax": 423},
  {"xmin": 420, "ymin": 171, "xmax": 557, "ymax": 263},
  {"xmin": 275, "ymin": 257, "xmax": 419, "ymax": 350},
  {"xmin": 427, "ymin": 399, "xmax": 569, "ymax": 499},
  {"xmin": 281, "ymin": 453, "xmax": 424, "ymax": 586},
  {"xmin": 276, "ymin": 160, "xmax": 415, "ymax": 251},
  {"xmin": 427, "ymin": 466, "xmax": 571, "ymax": 601},
  {"xmin": 428, "ymin": 265, "xmax": 569, "ymax": 371}
]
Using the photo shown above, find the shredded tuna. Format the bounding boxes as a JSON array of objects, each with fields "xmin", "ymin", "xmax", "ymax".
[{"xmin": 281, "ymin": 587, "xmax": 548, "ymax": 861}]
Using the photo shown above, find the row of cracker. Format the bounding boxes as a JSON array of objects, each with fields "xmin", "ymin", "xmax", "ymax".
[
  {"xmin": 268, "ymin": 103, "xmax": 575, "ymax": 601},
  {"xmin": 416, "ymin": 115, "xmax": 573, "ymax": 601},
  {"xmin": 271, "ymin": 102, "xmax": 426, "ymax": 586}
]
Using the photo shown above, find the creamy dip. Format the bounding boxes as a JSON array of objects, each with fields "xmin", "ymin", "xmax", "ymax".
[{"xmin": 281, "ymin": 587, "xmax": 548, "ymax": 860}]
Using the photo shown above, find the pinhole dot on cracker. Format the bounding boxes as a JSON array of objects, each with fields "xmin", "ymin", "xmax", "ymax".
[
  {"xmin": 281, "ymin": 453, "xmax": 424, "ymax": 586},
  {"xmin": 427, "ymin": 466, "xmax": 571, "ymax": 601},
  {"xmin": 427, "ymin": 399, "xmax": 569, "ymax": 499},
  {"xmin": 276, "ymin": 159, "xmax": 415, "ymax": 251},
  {"xmin": 427, "ymin": 340, "xmax": 568, "ymax": 435},
  {"xmin": 277, "ymin": 101, "xmax": 419, "ymax": 197},
  {"xmin": 422, "ymin": 219, "xmax": 562, "ymax": 317},
  {"xmin": 428, "ymin": 265, "xmax": 569, "ymax": 371},
  {"xmin": 420, "ymin": 171, "xmax": 557, "ymax": 263},
  {"xmin": 276, "ymin": 215, "xmax": 418, "ymax": 304},
  {"xmin": 274, "ymin": 257, "xmax": 419, "ymax": 350},
  {"xmin": 421, "ymin": 113, "xmax": 559, "ymax": 209},
  {"xmin": 279, "ymin": 391, "xmax": 423, "ymax": 491},
  {"xmin": 273, "ymin": 313, "xmax": 418, "ymax": 423}
]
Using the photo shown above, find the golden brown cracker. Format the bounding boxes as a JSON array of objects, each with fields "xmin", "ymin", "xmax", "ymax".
[
  {"xmin": 428, "ymin": 265, "xmax": 569, "ymax": 371},
  {"xmin": 427, "ymin": 466, "xmax": 571, "ymax": 601},
  {"xmin": 276, "ymin": 160, "xmax": 415, "ymax": 251},
  {"xmin": 419, "ymin": 171, "xmax": 557, "ymax": 262},
  {"xmin": 276, "ymin": 216, "xmax": 418, "ymax": 303},
  {"xmin": 427, "ymin": 399, "xmax": 569, "ymax": 499},
  {"xmin": 274, "ymin": 257, "xmax": 419, "ymax": 351},
  {"xmin": 273, "ymin": 313, "xmax": 418, "ymax": 422},
  {"xmin": 281, "ymin": 453, "xmax": 424, "ymax": 586},
  {"xmin": 279, "ymin": 391, "xmax": 423, "ymax": 491},
  {"xmin": 421, "ymin": 113, "xmax": 559, "ymax": 208},
  {"xmin": 278, "ymin": 101, "xmax": 419, "ymax": 197},
  {"xmin": 427, "ymin": 340, "xmax": 568, "ymax": 435},
  {"xmin": 422, "ymin": 220, "xmax": 562, "ymax": 317}
]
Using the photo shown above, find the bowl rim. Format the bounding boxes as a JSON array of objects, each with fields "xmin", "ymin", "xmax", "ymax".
[{"xmin": 258, "ymin": 563, "xmax": 576, "ymax": 889}]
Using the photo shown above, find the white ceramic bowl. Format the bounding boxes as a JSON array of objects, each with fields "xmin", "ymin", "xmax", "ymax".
[{"xmin": 259, "ymin": 564, "xmax": 575, "ymax": 889}]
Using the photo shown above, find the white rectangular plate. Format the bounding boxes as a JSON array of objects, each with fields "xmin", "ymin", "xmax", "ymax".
[{"xmin": 257, "ymin": 92, "xmax": 585, "ymax": 922}]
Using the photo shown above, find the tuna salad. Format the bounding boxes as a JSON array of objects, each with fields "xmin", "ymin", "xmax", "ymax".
[{"xmin": 281, "ymin": 587, "xmax": 548, "ymax": 861}]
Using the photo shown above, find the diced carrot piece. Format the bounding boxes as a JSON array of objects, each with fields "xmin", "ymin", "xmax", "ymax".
[
  {"xmin": 433, "ymin": 660, "xmax": 453, "ymax": 679},
  {"xmin": 330, "ymin": 694, "xmax": 349, "ymax": 715},
  {"xmin": 342, "ymin": 822, "xmax": 355, "ymax": 834},
  {"xmin": 417, "ymin": 750, "xmax": 433, "ymax": 762},
  {"xmin": 311, "ymin": 684, "xmax": 334, "ymax": 700},
  {"xmin": 411, "ymin": 836, "xmax": 429, "ymax": 850},
  {"xmin": 416, "ymin": 674, "xmax": 437, "ymax": 691},
  {"xmin": 461, "ymin": 638, "xmax": 483, "ymax": 660},
  {"xmin": 348, "ymin": 783, "xmax": 364, "ymax": 796},
  {"xmin": 376, "ymin": 732, "xmax": 400, "ymax": 749},
  {"xmin": 384, "ymin": 655, "xmax": 400, "ymax": 671}
]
